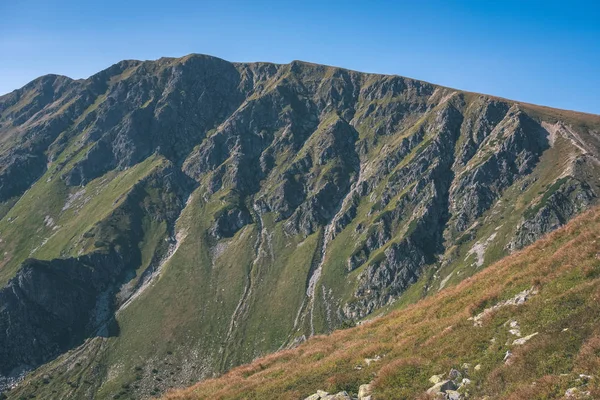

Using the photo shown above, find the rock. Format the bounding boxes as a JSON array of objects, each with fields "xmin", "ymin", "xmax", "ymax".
[
  {"xmin": 474, "ymin": 364, "xmax": 482, "ymax": 371},
  {"xmin": 445, "ymin": 390, "xmax": 462, "ymax": 400},
  {"xmin": 364, "ymin": 355, "xmax": 381, "ymax": 366},
  {"xmin": 469, "ymin": 287, "xmax": 537, "ymax": 326},
  {"xmin": 427, "ymin": 380, "xmax": 458, "ymax": 395},
  {"xmin": 508, "ymin": 177, "xmax": 595, "ymax": 251},
  {"xmin": 507, "ymin": 320, "xmax": 521, "ymax": 336},
  {"xmin": 326, "ymin": 391, "xmax": 352, "ymax": 400},
  {"xmin": 358, "ymin": 383, "xmax": 373, "ymax": 399},
  {"xmin": 565, "ymin": 387, "xmax": 591, "ymax": 399},
  {"xmin": 429, "ymin": 374, "xmax": 444, "ymax": 384},
  {"xmin": 448, "ymin": 368, "xmax": 462, "ymax": 381},
  {"xmin": 461, "ymin": 378, "xmax": 471, "ymax": 386},
  {"xmin": 512, "ymin": 332, "xmax": 538, "ymax": 345},
  {"xmin": 304, "ymin": 390, "xmax": 332, "ymax": 400},
  {"xmin": 304, "ymin": 394, "xmax": 321, "ymax": 400},
  {"xmin": 210, "ymin": 207, "xmax": 252, "ymax": 239}
]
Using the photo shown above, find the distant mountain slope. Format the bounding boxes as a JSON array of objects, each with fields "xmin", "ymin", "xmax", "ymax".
[
  {"xmin": 0, "ymin": 54, "xmax": 599, "ymax": 399},
  {"xmin": 159, "ymin": 205, "xmax": 600, "ymax": 399}
]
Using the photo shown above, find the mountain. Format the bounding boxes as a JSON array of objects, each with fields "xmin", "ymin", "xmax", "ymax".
[
  {"xmin": 0, "ymin": 54, "xmax": 598, "ymax": 399},
  {"xmin": 163, "ymin": 206, "xmax": 600, "ymax": 400}
]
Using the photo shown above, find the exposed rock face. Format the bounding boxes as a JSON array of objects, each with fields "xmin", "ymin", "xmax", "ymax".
[
  {"xmin": 0, "ymin": 54, "xmax": 599, "ymax": 399},
  {"xmin": 210, "ymin": 206, "xmax": 252, "ymax": 239},
  {"xmin": 449, "ymin": 107, "xmax": 549, "ymax": 234},
  {"xmin": 0, "ymin": 251, "xmax": 125, "ymax": 377},
  {"xmin": 508, "ymin": 177, "xmax": 596, "ymax": 250}
]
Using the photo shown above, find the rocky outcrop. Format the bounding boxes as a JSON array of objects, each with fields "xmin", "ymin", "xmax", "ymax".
[
  {"xmin": 343, "ymin": 104, "xmax": 463, "ymax": 318},
  {"xmin": 210, "ymin": 206, "xmax": 252, "ymax": 239},
  {"xmin": 426, "ymin": 368, "xmax": 472, "ymax": 399},
  {"xmin": 449, "ymin": 107, "xmax": 549, "ymax": 234},
  {"xmin": 303, "ymin": 384, "xmax": 373, "ymax": 400},
  {"xmin": 0, "ymin": 251, "xmax": 125, "ymax": 378},
  {"xmin": 508, "ymin": 177, "xmax": 596, "ymax": 250}
]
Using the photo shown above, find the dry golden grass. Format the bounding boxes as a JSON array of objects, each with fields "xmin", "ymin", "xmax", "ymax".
[{"xmin": 164, "ymin": 207, "xmax": 600, "ymax": 400}]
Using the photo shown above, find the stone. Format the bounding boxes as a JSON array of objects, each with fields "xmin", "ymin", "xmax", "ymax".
[
  {"xmin": 429, "ymin": 374, "xmax": 444, "ymax": 384},
  {"xmin": 474, "ymin": 364, "xmax": 482, "ymax": 371},
  {"xmin": 364, "ymin": 355, "xmax": 381, "ymax": 366},
  {"xmin": 470, "ymin": 288, "xmax": 538, "ymax": 327},
  {"xmin": 445, "ymin": 390, "xmax": 462, "ymax": 400},
  {"xmin": 427, "ymin": 380, "xmax": 458, "ymax": 395},
  {"xmin": 358, "ymin": 383, "xmax": 373, "ymax": 399},
  {"xmin": 304, "ymin": 394, "xmax": 321, "ymax": 400},
  {"xmin": 565, "ymin": 387, "xmax": 591, "ymax": 399},
  {"xmin": 448, "ymin": 368, "xmax": 462, "ymax": 381},
  {"xmin": 512, "ymin": 332, "xmax": 538, "ymax": 345},
  {"xmin": 327, "ymin": 391, "xmax": 352, "ymax": 400}
]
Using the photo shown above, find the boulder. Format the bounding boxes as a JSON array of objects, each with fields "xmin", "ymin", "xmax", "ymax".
[
  {"xmin": 445, "ymin": 390, "xmax": 462, "ymax": 400},
  {"xmin": 427, "ymin": 380, "xmax": 457, "ymax": 395},
  {"xmin": 304, "ymin": 390, "xmax": 330, "ymax": 400},
  {"xmin": 358, "ymin": 383, "xmax": 373, "ymax": 399},
  {"xmin": 448, "ymin": 368, "xmax": 462, "ymax": 381},
  {"xmin": 327, "ymin": 391, "xmax": 352, "ymax": 400},
  {"xmin": 304, "ymin": 394, "xmax": 321, "ymax": 400}
]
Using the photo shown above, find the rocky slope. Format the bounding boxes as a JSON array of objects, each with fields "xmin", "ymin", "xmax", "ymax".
[{"xmin": 0, "ymin": 54, "xmax": 599, "ymax": 399}]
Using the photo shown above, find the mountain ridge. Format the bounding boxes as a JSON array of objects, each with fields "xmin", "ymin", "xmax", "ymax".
[{"xmin": 6, "ymin": 54, "xmax": 598, "ymax": 118}]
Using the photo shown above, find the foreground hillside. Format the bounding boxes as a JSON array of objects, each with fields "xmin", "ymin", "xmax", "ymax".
[
  {"xmin": 0, "ymin": 54, "xmax": 599, "ymax": 398},
  {"xmin": 165, "ymin": 207, "xmax": 600, "ymax": 400}
]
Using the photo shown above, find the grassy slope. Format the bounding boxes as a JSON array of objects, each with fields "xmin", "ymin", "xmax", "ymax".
[
  {"xmin": 93, "ymin": 190, "xmax": 319, "ymax": 398},
  {"xmin": 165, "ymin": 206, "xmax": 600, "ymax": 400},
  {"xmin": 0, "ymin": 153, "xmax": 167, "ymax": 286}
]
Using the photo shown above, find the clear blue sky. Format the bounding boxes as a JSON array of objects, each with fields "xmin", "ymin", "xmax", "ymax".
[{"xmin": 1, "ymin": 0, "xmax": 599, "ymax": 114}]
